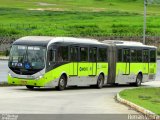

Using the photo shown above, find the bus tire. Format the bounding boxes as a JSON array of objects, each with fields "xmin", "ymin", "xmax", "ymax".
[
  {"xmin": 135, "ymin": 74, "xmax": 142, "ymax": 87},
  {"xmin": 57, "ymin": 75, "xmax": 67, "ymax": 91},
  {"xmin": 112, "ymin": 83, "xmax": 119, "ymax": 86},
  {"xmin": 26, "ymin": 85, "xmax": 34, "ymax": 90},
  {"xmin": 96, "ymin": 74, "xmax": 104, "ymax": 89}
]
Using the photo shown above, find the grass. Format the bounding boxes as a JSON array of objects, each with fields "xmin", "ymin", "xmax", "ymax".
[
  {"xmin": 0, "ymin": 50, "xmax": 9, "ymax": 56},
  {"xmin": 119, "ymin": 87, "xmax": 160, "ymax": 115},
  {"xmin": 0, "ymin": 0, "xmax": 159, "ymax": 38}
]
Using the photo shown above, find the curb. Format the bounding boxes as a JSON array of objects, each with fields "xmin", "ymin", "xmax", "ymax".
[
  {"xmin": 0, "ymin": 57, "xmax": 9, "ymax": 61},
  {"xmin": 0, "ymin": 82, "xmax": 9, "ymax": 86},
  {"xmin": 0, "ymin": 59, "xmax": 8, "ymax": 61},
  {"xmin": 116, "ymin": 93, "xmax": 160, "ymax": 120}
]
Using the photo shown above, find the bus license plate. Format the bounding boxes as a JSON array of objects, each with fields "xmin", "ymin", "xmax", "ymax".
[{"xmin": 21, "ymin": 80, "xmax": 27, "ymax": 85}]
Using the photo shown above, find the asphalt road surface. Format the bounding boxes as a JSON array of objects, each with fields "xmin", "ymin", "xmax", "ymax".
[
  {"xmin": 0, "ymin": 85, "xmax": 138, "ymax": 114},
  {"xmin": 0, "ymin": 81, "xmax": 160, "ymax": 114}
]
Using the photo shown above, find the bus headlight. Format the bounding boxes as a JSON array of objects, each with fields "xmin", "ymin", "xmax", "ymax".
[
  {"xmin": 8, "ymin": 73, "xmax": 12, "ymax": 77},
  {"xmin": 36, "ymin": 75, "xmax": 43, "ymax": 80}
]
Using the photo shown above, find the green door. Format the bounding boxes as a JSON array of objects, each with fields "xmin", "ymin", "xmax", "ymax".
[
  {"xmin": 123, "ymin": 49, "xmax": 130, "ymax": 75},
  {"xmin": 70, "ymin": 47, "xmax": 78, "ymax": 76},
  {"xmin": 143, "ymin": 49, "xmax": 149, "ymax": 74},
  {"xmin": 89, "ymin": 48, "xmax": 97, "ymax": 76},
  {"xmin": 78, "ymin": 47, "xmax": 89, "ymax": 76},
  {"xmin": 149, "ymin": 49, "xmax": 156, "ymax": 75}
]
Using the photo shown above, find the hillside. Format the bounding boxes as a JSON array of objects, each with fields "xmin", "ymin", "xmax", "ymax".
[{"xmin": 0, "ymin": 0, "xmax": 160, "ymax": 38}]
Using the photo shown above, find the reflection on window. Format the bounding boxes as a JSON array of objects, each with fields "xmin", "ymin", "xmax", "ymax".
[
  {"xmin": 137, "ymin": 50, "xmax": 142, "ymax": 62},
  {"xmin": 98, "ymin": 48, "xmax": 107, "ymax": 62},
  {"xmin": 27, "ymin": 46, "xmax": 46, "ymax": 69},
  {"xmin": 48, "ymin": 48, "xmax": 56, "ymax": 62},
  {"xmin": 89, "ymin": 48, "xmax": 97, "ymax": 62},
  {"xmin": 143, "ymin": 50, "xmax": 149, "ymax": 62},
  {"xmin": 57, "ymin": 46, "xmax": 69, "ymax": 62},
  {"xmin": 131, "ymin": 49, "xmax": 137, "ymax": 62},
  {"xmin": 117, "ymin": 49, "xmax": 122, "ymax": 62},
  {"xmin": 150, "ymin": 50, "xmax": 156, "ymax": 62},
  {"xmin": 123, "ymin": 49, "xmax": 130, "ymax": 62},
  {"xmin": 70, "ymin": 47, "xmax": 78, "ymax": 61},
  {"xmin": 9, "ymin": 45, "xmax": 46, "ymax": 70},
  {"xmin": 9, "ymin": 45, "xmax": 27, "ymax": 63},
  {"xmin": 80, "ymin": 47, "xmax": 88, "ymax": 61}
]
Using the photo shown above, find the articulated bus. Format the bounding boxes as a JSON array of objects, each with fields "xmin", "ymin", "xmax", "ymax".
[
  {"xmin": 8, "ymin": 36, "xmax": 157, "ymax": 90},
  {"xmin": 102, "ymin": 40, "xmax": 157, "ymax": 86}
]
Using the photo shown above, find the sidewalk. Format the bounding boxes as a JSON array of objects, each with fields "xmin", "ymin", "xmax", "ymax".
[
  {"xmin": 0, "ymin": 56, "xmax": 9, "ymax": 60},
  {"xmin": 142, "ymin": 80, "xmax": 160, "ymax": 87}
]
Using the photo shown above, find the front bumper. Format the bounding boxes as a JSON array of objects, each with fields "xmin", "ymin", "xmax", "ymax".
[{"xmin": 8, "ymin": 75, "xmax": 46, "ymax": 87}]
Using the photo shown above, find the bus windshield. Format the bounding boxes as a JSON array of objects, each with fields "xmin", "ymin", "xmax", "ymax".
[{"xmin": 9, "ymin": 45, "xmax": 46, "ymax": 70}]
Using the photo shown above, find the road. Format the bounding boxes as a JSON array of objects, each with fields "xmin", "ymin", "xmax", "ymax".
[
  {"xmin": 0, "ymin": 85, "xmax": 139, "ymax": 114},
  {"xmin": 0, "ymin": 82, "xmax": 159, "ymax": 114}
]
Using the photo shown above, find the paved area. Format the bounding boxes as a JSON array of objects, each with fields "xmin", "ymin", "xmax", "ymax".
[
  {"xmin": 0, "ymin": 85, "xmax": 139, "ymax": 114},
  {"xmin": 0, "ymin": 81, "xmax": 159, "ymax": 114}
]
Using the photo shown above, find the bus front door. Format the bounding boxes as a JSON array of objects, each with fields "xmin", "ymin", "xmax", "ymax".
[
  {"xmin": 123, "ymin": 49, "xmax": 130, "ymax": 75},
  {"xmin": 70, "ymin": 47, "xmax": 78, "ymax": 76}
]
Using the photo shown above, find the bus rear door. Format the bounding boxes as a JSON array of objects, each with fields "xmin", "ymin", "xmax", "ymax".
[
  {"xmin": 89, "ymin": 47, "xmax": 97, "ymax": 76},
  {"xmin": 123, "ymin": 49, "xmax": 130, "ymax": 75},
  {"xmin": 143, "ymin": 49, "xmax": 149, "ymax": 74}
]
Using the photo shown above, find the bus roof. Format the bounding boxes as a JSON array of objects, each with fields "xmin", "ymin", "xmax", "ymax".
[
  {"xmin": 102, "ymin": 40, "xmax": 157, "ymax": 49},
  {"xmin": 13, "ymin": 36, "xmax": 53, "ymax": 46},
  {"xmin": 13, "ymin": 36, "xmax": 105, "ymax": 46}
]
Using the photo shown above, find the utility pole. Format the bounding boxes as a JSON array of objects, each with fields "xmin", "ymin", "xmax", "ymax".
[{"xmin": 143, "ymin": 0, "xmax": 147, "ymax": 44}]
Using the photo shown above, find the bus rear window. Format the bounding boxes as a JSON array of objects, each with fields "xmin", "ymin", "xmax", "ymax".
[
  {"xmin": 150, "ymin": 50, "xmax": 156, "ymax": 62},
  {"xmin": 98, "ymin": 48, "xmax": 107, "ymax": 62},
  {"xmin": 117, "ymin": 49, "xmax": 122, "ymax": 62},
  {"xmin": 131, "ymin": 49, "xmax": 137, "ymax": 62},
  {"xmin": 80, "ymin": 47, "xmax": 88, "ymax": 61},
  {"xmin": 143, "ymin": 50, "xmax": 149, "ymax": 62}
]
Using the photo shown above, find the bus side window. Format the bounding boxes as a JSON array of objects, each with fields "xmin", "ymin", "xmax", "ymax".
[
  {"xmin": 57, "ymin": 46, "xmax": 69, "ymax": 62},
  {"xmin": 98, "ymin": 48, "xmax": 107, "ymax": 62},
  {"xmin": 49, "ymin": 49, "xmax": 56, "ymax": 62},
  {"xmin": 123, "ymin": 49, "xmax": 130, "ymax": 62},
  {"xmin": 150, "ymin": 50, "xmax": 156, "ymax": 62},
  {"xmin": 80, "ymin": 47, "xmax": 88, "ymax": 61},
  {"xmin": 131, "ymin": 49, "xmax": 137, "ymax": 62},
  {"xmin": 117, "ymin": 49, "xmax": 122, "ymax": 62},
  {"xmin": 89, "ymin": 48, "xmax": 97, "ymax": 62},
  {"xmin": 137, "ymin": 50, "xmax": 142, "ymax": 62},
  {"xmin": 143, "ymin": 50, "xmax": 149, "ymax": 62},
  {"xmin": 70, "ymin": 47, "xmax": 78, "ymax": 62}
]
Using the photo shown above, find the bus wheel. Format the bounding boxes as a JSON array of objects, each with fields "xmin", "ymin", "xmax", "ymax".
[
  {"xmin": 96, "ymin": 74, "xmax": 104, "ymax": 89},
  {"xmin": 135, "ymin": 74, "xmax": 142, "ymax": 87},
  {"xmin": 26, "ymin": 85, "xmax": 34, "ymax": 90},
  {"xmin": 57, "ymin": 75, "xmax": 67, "ymax": 91}
]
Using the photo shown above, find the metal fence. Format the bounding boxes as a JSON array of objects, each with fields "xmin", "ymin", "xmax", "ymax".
[{"xmin": 0, "ymin": 35, "xmax": 160, "ymax": 52}]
